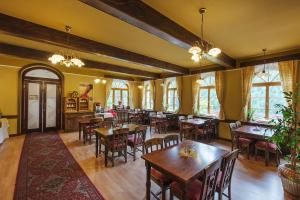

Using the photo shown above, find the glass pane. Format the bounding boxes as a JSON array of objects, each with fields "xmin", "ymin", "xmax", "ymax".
[
  {"xmin": 168, "ymin": 90, "xmax": 174, "ymax": 111},
  {"xmin": 251, "ymin": 86, "xmax": 266, "ymax": 120},
  {"xmin": 269, "ymin": 86, "xmax": 286, "ymax": 119},
  {"xmin": 199, "ymin": 89, "xmax": 208, "ymax": 115},
  {"xmin": 46, "ymin": 84, "xmax": 57, "ymax": 128},
  {"xmin": 112, "ymin": 80, "xmax": 128, "ymax": 89},
  {"xmin": 122, "ymin": 90, "xmax": 128, "ymax": 107},
  {"xmin": 168, "ymin": 80, "xmax": 176, "ymax": 89},
  {"xmin": 107, "ymin": 91, "xmax": 113, "ymax": 108},
  {"xmin": 28, "ymin": 82, "xmax": 40, "ymax": 129},
  {"xmin": 174, "ymin": 90, "xmax": 179, "ymax": 111},
  {"xmin": 253, "ymin": 63, "xmax": 280, "ymax": 83},
  {"xmin": 146, "ymin": 90, "xmax": 151, "ymax": 109},
  {"xmin": 114, "ymin": 90, "xmax": 121, "ymax": 105},
  {"xmin": 210, "ymin": 89, "xmax": 220, "ymax": 116}
]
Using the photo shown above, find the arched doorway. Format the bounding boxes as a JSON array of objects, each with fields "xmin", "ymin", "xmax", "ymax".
[{"xmin": 19, "ymin": 64, "xmax": 64, "ymax": 133}]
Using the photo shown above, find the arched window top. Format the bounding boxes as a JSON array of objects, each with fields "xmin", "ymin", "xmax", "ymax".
[
  {"xmin": 200, "ymin": 72, "xmax": 215, "ymax": 87},
  {"xmin": 25, "ymin": 68, "xmax": 59, "ymax": 79},
  {"xmin": 112, "ymin": 79, "xmax": 128, "ymax": 89},
  {"xmin": 253, "ymin": 63, "xmax": 281, "ymax": 83},
  {"xmin": 168, "ymin": 79, "xmax": 177, "ymax": 89}
]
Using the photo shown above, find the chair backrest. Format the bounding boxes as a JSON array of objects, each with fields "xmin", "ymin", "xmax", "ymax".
[
  {"xmin": 228, "ymin": 123, "xmax": 237, "ymax": 142},
  {"xmin": 200, "ymin": 159, "xmax": 222, "ymax": 200},
  {"xmin": 144, "ymin": 138, "xmax": 164, "ymax": 154},
  {"xmin": 187, "ymin": 115, "xmax": 193, "ymax": 119},
  {"xmin": 133, "ymin": 125, "xmax": 147, "ymax": 145},
  {"xmin": 111, "ymin": 128, "xmax": 129, "ymax": 150},
  {"xmin": 219, "ymin": 149, "xmax": 239, "ymax": 192},
  {"xmin": 100, "ymin": 121, "xmax": 113, "ymax": 128},
  {"xmin": 164, "ymin": 134, "xmax": 179, "ymax": 148},
  {"xmin": 235, "ymin": 121, "xmax": 242, "ymax": 128}
]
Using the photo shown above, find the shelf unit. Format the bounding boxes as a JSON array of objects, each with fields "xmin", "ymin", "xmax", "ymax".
[
  {"xmin": 64, "ymin": 97, "xmax": 78, "ymax": 112},
  {"xmin": 78, "ymin": 98, "xmax": 89, "ymax": 111}
]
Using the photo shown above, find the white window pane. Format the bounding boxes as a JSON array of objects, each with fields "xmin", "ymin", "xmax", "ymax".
[
  {"xmin": 210, "ymin": 89, "xmax": 220, "ymax": 116},
  {"xmin": 199, "ymin": 89, "xmax": 208, "ymax": 114},
  {"xmin": 269, "ymin": 86, "xmax": 285, "ymax": 119},
  {"xmin": 251, "ymin": 86, "xmax": 266, "ymax": 119},
  {"xmin": 114, "ymin": 90, "xmax": 121, "ymax": 105},
  {"xmin": 122, "ymin": 90, "xmax": 128, "ymax": 107}
]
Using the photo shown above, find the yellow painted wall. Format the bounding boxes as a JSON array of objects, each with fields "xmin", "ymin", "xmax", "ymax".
[{"xmin": 0, "ymin": 55, "xmax": 106, "ymax": 135}]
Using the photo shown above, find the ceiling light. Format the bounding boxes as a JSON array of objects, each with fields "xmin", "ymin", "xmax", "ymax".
[
  {"xmin": 102, "ymin": 79, "xmax": 107, "ymax": 84},
  {"xmin": 256, "ymin": 48, "xmax": 269, "ymax": 80},
  {"xmin": 188, "ymin": 8, "xmax": 221, "ymax": 62},
  {"xmin": 138, "ymin": 85, "xmax": 143, "ymax": 89},
  {"xmin": 196, "ymin": 75, "xmax": 204, "ymax": 84},
  {"xmin": 94, "ymin": 78, "xmax": 101, "ymax": 84},
  {"xmin": 48, "ymin": 26, "xmax": 84, "ymax": 68}
]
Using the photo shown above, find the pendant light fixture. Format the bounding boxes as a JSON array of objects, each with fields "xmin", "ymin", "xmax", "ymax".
[
  {"xmin": 189, "ymin": 8, "xmax": 221, "ymax": 62},
  {"xmin": 48, "ymin": 26, "xmax": 85, "ymax": 68},
  {"xmin": 256, "ymin": 48, "xmax": 269, "ymax": 80}
]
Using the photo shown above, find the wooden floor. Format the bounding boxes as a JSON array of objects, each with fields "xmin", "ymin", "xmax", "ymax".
[{"xmin": 0, "ymin": 130, "xmax": 290, "ymax": 200}]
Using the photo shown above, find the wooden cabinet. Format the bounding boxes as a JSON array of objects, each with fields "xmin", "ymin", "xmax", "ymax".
[
  {"xmin": 78, "ymin": 98, "xmax": 89, "ymax": 111},
  {"xmin": 64, "ymin": 98, "xmax": 78, "ymax": 112},
  {"xmin": 64, "ymin": 111, "xmax": 94, "ymax": 132}
]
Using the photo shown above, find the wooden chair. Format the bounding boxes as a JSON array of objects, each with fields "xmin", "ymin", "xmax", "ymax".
[
  {"xmin": 255, "ymin": 140, "xmax": 280, "ymax": 166},
  {"xmin": 193, "ymin": 120, "xmax": 210, "ymax": 141},
  {"xmin": 179, "ymin": 121, "xmax": 194, "ymax": 141},
  {"xmin": 216, "ymin": 149, "xmax": 239, "ymax": 200},
  {"xmin": 149, "ymin": 117, "xmax": 158, "ymax": 133},
  {"xmin": 156, "ymin": 120, "xmax": 169, "ymax": 134},
  {"xmin": 127, "ymin": 125, "xmax": 147, "ymax": 161},
  {"xmin": 228, "ymin": 123, "xmax": 253, "ymax": 159},
  {"xmin": 107, "ymin": 128, "xmax": 129, "ymax": 167},
  {"xmin": 170, "ymin": 159, "xmax": 222, "ymax": 200},
  {"xmin": 83, "ymin": 118, "xmax": 103, "ymax": 144},
  {"xmin": 144, "ymin": 138, "xmax": 170, "ymax": 200},
  {"xmin": 164, "ymin": 134, "xmax": 179, "ymax": 148}
]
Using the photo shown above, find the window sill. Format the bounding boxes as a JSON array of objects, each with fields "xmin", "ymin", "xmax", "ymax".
[{"xmin": 242, "ymin": 120, "xmax": 273, "ymax": 127}]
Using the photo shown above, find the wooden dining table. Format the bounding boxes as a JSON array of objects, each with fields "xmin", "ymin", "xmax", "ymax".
[
  {"xmin": 94, "ymin": 123, "xmax": 140, "ymax": 167},
  {"xmin": 180, "ymin": 118, "xmax": 207, "ymax": 127},
  {"xmin": 234, "ymin": 125, "xmax": 274, "ymax": 140},
  {"xmin": 142, "ymin": 140, "xmax": 228, "ymax": 200}
]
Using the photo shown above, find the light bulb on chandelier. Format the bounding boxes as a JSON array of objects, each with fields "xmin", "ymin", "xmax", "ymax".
[
  {"xmin": 48, "ymin": 26, "xmax": 84, "ymax": 68},
  {"xmin": 188, "ymin": 8, "xmax": 221, "ymax": 62}
]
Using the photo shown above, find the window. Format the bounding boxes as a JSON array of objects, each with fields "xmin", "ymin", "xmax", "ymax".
[
  {"xmin": 198, "ymin": 72, "xmax": 220, "ymax": 117},
  {"xmin": 249, "ymin": 63, "xmax": 286, "ymax": 121},
  {"xmin": 166, "ymin": 80, "xmax": 179, "ymax": 112},
  {"xmin": 144, "ymin": 84, "xmax": 152, "ymax": 109},
  {"xmin": 107, "ymin": 80, "xmax": 129, "ymax": 108}
]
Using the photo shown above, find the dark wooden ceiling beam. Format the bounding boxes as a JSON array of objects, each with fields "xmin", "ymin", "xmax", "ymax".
[
  {"xmin": 79, "ymin": 0, "xmax": 236, "ymax": 68},
  {"xmin": 0, "ymin": 13, "xmax": 188, "ymax": 74},
  {"xmin": 190, "ymin": 65, "xmax": 226, "ymax": 74},
  {"xmin": 0, "ymin": 42, "xmax": 160, "ymax": 79},
  {"xmin": 239, "ymin": 51, "xmax": 300, "ymax": 67}
]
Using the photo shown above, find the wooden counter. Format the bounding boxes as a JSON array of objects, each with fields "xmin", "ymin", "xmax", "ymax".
[{"xmin": 64, "ymin": 111, "xmax": 94, "ymax": 132}]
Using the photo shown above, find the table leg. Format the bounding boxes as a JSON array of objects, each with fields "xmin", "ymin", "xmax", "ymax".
[
  {"xmin": 78, "ymin": 123, "xmax": 81, "ymax": 140},
  {"xmin": 96, "ymin": 134, "xmax": 99, "ymax": 158},
  {"xmin": 145, "ymin": 162, "xmax": 151, "ymax": 200},
  {"xmin": 105, "ymin": 138, "xmax": 108, "ymax": 167},
  {"xmin": 182, "ymin": 183, "xmax": 188, "ymax": 200}
]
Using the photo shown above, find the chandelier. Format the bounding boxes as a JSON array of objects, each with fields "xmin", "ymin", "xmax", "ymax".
[
  {"xmin": 256, "ymin": 48, "xmax": 269, "ymax": 79},
  {"xmin": 48, "ymin": 26, "xmax": 84, "ymax": 68},
  {"xmin": 189, "ymin": 8, "xmax": 221, "ymax": 62}
]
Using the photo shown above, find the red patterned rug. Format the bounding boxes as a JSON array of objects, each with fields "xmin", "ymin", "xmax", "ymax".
[{"xmin": 14, "ymin": 133, "xmax": 105, "ymax": 200}]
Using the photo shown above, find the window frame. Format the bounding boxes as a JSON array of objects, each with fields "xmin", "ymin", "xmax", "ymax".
[
  {"xmin": 144, "ymin": 84, "xmax": 152, "ymax": 109},
  {"xmin": 198, "ymin": 85, "xmax": 216, "ymax": 115},
  {"xmin": 166, "ymin": 81, "xmax": 178, "ymax": 112},
  {"xmin": 249, "ymin": 81, "xmax": 281, "ymax": 120}
]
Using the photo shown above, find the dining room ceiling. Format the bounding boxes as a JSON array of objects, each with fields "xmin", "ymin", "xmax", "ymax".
[{"xmin": 0, "ymin": 0, "xmax": 299, "ymax": 78}]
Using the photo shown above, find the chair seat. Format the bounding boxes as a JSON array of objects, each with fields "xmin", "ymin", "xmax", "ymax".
[
  {"xmin": 108, "ymin": 140, "xmax": 126, "ymax": 149},
  {"xmin": 238, "ymin": 137, "xmax": 253, "ymax": 145},
  {"xmin": 171, "ymin": 179, "xmax": 203, "ymax": 200},
  {"xmin": 127, "ymin": 135, "xmax": 143, "ymax": 146},
  {"xmin": 255, "ymin": 141, "xmax": 277, "ymax": 151},
  {"xmin": 151, "ymin": 168, "xmax": 171, "ymax": 185}
]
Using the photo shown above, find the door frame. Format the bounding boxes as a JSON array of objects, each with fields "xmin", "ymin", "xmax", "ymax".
[{"xmin": 18, "ymin": 64, "xmax": 64, "ymax": 134}]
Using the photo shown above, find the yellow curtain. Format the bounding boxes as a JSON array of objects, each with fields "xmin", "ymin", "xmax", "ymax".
[
  {"xmin": 128, "ymin": 81, "xmax": 136, "ymax": 108},
  {"xmin": 278, "ymin": 60, "xmax": 298, "ymax": 104},
  {"xmin": 105, "ymin": 78, "xmax": 113, "ymax": 108},
  {"xmin": 241, "ymin": 67, "xmax": 255, "ymax": 121},
  {"xmin": 215, "ymin": 71, "xmax": 225, "ymax": 120},
  {"xmin": 191, "ymin": 74, "xmax": 200, "ymax": 115},
  {"xmin": 141, "ymin": 81, "xmax": 146, "ymax": 109},
  {"xmin": 175, "ymin": 76, "xmax": 182, "ymax": 113},
  {"xmin": 149, "ymin": 80, "xmax": 155, "ymax": 110},
  {"xmin": 162, "ymin": 78, "xmax": 168, "ymax": 112}
]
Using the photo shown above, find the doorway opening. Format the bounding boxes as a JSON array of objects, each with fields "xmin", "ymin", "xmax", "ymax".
[{"xmin": 20, "ymin": 64, "xmax": 64, "ymax": 133}]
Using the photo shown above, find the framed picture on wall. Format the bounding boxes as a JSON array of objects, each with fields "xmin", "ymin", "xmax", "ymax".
[{"xmin": 78, "ymin": 83, "xmax": 93, "ymax": 102}]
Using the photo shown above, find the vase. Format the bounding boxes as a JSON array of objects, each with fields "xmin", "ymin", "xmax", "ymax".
[{"xmin": 278, "ymin": 163, "xmax": 300, "ymax": 199}]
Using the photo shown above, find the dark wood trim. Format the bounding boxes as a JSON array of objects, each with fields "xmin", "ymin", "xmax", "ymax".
[
  {"xmin": 0, "ymin": 42, "xmax": 160, "ymax": 79},
  {"xmin": 0, "ymin": 13, "xmax": 187, "ymax": 74},
  {"xmin": 1, "ymin": 115, "xmax": 18, "ymax": 119},
  {"xmin": 239, "ymin": 50, "xmax": 300, "ymax": 67},
  {"xmin": 103, "ymin": 74, "xmax": 135, "ymax": 81},
  {"xmin": 190, "ymin": 65, "xmax": 226, "ymax": 74},
  {"xmin": 79, "ymin": 0, "xmax": 236, "ymax": 68}
]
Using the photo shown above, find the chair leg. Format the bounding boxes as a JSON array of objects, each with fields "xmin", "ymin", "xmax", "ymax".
[
  {"xmin": 162, "ymin": 186, "xmax": 166, "ymax": 200},
  {"xmin": 133, "ymin": 146, "xmax": 136, "ymax": 161},
  {"xmin": 170, "ymin": 189, "xmax": 174, "ymax": 200},
  {"xmin": 125, "ymin": 148, "xmax": 127, "ymax": 163},
  {"xmin": 265, "ymin": 150, "xmax": 269, "ymax": 166},
  {"xmin": 247, "ymin": 145, "xmax": 250, "ymax": 159},
  {"xmin": 112, "ymin": 152, "xmax": 115, "ymax": 167},
  {"xmin": 228, "ymin": 183, "xmax": 232, "ymax": 200},
  {"xmin": 255, "ymin": 146, "xmax": 258, "ymax": 161}
]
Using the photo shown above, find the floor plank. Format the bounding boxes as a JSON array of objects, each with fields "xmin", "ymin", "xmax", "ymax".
[{"xmin": 0, "ymin": 131, "xmax": 289, "ymax": 200}]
